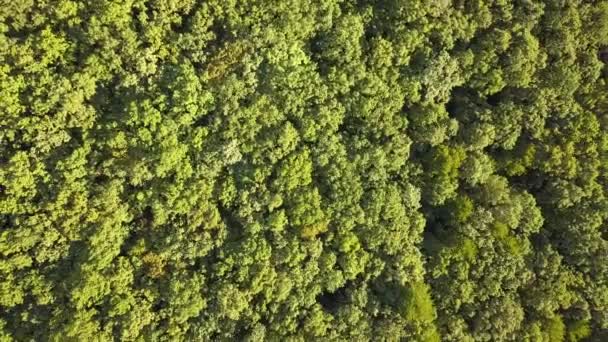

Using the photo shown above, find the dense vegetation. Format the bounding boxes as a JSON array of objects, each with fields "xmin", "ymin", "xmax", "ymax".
[{"xmin": 1, "ymin": 0, "xmax": 608, "ymax": 340}]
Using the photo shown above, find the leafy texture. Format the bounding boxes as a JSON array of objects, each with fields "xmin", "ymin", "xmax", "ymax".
[{"xmin": 1, "ymin": 0, "xmax": 607, "ymax": 340}]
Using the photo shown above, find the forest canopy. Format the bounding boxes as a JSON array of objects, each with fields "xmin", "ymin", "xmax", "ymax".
[{"xmin": 1, "ymin": 0, "xmax": 608, "ymax": 341}]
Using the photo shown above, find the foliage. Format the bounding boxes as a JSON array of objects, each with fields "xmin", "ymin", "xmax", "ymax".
[{"xmin": 1, "ymin": 0, "xmax": 607, "ymax": 340}]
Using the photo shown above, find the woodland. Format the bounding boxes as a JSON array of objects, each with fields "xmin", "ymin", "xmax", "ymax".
[{"xmin": 1, "ymin": 0, "xmax": 608, "ymax": 341}]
